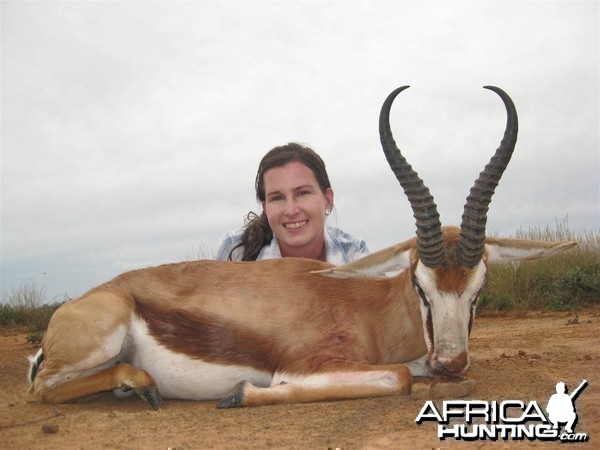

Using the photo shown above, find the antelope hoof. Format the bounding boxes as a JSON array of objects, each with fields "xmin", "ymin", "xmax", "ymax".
[
  {"xmin": 113, "ymin": 386, "xmax": 135, "ymax": 398},
  {"xmin": 217, "ymin": 381, "xmax": 247, "ymax": 409},
  {"xmin": 135, "ymin": 385, "xmax": 165, "ymax": 410},
  {"xmin": 431, "ymin": 377, "xmax": 476, "ymax": 399},
  {"xmin": 412, "ymin": 377, "xmax": 476, "ymax": 400}
]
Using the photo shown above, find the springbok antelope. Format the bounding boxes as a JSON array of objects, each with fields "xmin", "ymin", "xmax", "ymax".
[{"xmin": 27, "ymin": 86, "xmax": 576, "ymax": 409}]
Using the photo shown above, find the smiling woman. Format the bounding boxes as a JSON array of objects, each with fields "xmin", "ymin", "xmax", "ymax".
[{"xmin": 214, "ymin": 143, "xmax": 369, "ymax": 263}]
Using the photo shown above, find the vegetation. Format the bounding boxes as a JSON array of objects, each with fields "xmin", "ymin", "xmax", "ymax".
[
  {"xmin": 1, "ymin": 222, "xmax": 598, "ymax": 338},
  {"xmin": 480, "ymin": 221, "xmax": 600, "ymax": 314},
  {"xmin": 0, "ymin": 281, "xmax": 65, "ymax": 343}
]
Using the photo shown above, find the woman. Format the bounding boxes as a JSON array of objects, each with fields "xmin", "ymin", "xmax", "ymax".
[{"xmin": 214, "ymin": 143, "xmax": 369, "ymax": 263}]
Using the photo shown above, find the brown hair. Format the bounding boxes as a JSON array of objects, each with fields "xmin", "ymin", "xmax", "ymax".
[{"xmin": 229, "ymin": 143, "xmax": 332, "ymax": 261}]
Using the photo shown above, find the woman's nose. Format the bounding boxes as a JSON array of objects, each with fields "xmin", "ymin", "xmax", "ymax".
[{"xmin": 283, "ymin": 198, "xmax": 301, "ymax": 216}]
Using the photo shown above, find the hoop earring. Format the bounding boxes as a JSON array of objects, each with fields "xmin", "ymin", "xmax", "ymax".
[{"xmin": 325, "ymin": 208, "xmax": 332, "ymax": 216}]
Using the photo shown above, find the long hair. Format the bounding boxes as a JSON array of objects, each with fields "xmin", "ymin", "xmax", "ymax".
[{"xmin": 229, "ymin": 143, "xmax": 332, "ymax": 261}]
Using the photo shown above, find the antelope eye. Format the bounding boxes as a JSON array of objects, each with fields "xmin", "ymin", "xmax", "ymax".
[
  {"xmin": 414, "ymin": 284, "xmax": 430, "ymax": 308},
  {"xmin": 471, "ymin": 289, "xmax": 482, "ymax": 307}
]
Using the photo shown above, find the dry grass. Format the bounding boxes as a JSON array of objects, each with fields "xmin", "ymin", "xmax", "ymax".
[
  {"xmin": 0, "ymin": 281, "xmax": 65, "ymax": 342},
  {"xmin": 480, "ymin": 220, "xmax": 600, "ymax": 314}
]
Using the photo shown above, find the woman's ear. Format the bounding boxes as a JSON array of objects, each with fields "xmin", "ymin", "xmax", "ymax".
[{"xmin": 325, "ymin": 188, "xmax": 334, "ymax": 213}]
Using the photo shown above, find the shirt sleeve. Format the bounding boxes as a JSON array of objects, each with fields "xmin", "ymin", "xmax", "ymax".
[
  {"xmin": 213, "ymin": 229, "xmax": 244, "ymax": 261},
  {"xmin": 324, "ymin": 226, "xmax": 370, "ymax": 264}
]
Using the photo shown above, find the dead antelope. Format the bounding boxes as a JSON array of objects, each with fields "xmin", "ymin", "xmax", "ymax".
[{"xmin": 27, "ymin": 86, "xmax": 576, "ymax": 409}]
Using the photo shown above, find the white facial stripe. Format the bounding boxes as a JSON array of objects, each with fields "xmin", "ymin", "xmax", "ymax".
[{"xmin": 413, "ymin": 260, "xmax": 487, "ymax": 370}]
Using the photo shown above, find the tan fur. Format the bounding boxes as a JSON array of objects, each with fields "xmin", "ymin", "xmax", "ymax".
[
  {"xmin": 26, "ymin": 230, "xmax": 576, "ymax": 408},
  {"xmin": 242, "ymin": 365, "xmax": 413, "ymax": 407},
  {"xmin": 27, "ymin": 363, "xmax": 155, "ymax": 404},
  {"xmin": 26, "ymin": 256, "xmax": 426, "ymax": 406}
]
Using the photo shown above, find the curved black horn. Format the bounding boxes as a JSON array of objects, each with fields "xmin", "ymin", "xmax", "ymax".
[
  {"xmin": 379, "ymin": 86, "xmax": 444, "ymax": 268},
  {"xmin": 459, "ymin": 86, "xmax": 519, "ymax": 267}
]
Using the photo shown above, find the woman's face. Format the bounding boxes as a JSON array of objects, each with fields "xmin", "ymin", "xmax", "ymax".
[{"xmin": 262, "ymin": 161, "xmax": 333, "ymax": 259}]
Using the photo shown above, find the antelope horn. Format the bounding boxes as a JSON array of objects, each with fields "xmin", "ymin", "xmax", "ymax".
[
  {"xmin": 459, "ymin": 86, "xmax": 519, "ymax": 267},
  {"xmin": 379, "ymin": 86, "xmax": 444, "ymax": 268}
]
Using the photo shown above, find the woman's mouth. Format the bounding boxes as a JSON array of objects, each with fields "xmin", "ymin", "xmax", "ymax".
[{"xmin": 284, "ymin": 220, "xmax": 308, "ymax": 230}]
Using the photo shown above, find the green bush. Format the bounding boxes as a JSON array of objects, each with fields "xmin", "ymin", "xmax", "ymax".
[{"xmin": 480, "ymin": 221, "xmax": 600, "ymax": 314}]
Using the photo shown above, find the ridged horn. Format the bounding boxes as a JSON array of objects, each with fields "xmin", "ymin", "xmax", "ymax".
[
  {"xmin": 459, "ymin": 86, "xmax": 519, "ymax": 267},
  {"xmin": 379, "ymin": 86, "xmax": 444, "ymax": 268}
]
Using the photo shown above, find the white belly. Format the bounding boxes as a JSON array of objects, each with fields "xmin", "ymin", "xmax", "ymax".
[{"xmin": 128, "ymin": 316, "xmax": 271, "ymax": 400}]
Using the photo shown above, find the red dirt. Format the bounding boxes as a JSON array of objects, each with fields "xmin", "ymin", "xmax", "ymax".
[{"xmin": 1, "ymin": 309, "xmax": 598, "ymax": 449}]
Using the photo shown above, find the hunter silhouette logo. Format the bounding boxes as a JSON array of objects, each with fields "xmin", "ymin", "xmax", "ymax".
[
  {"xmin": 415, "ymin": 379, "xmax": 589, "ymax": 442},
  {"xmin": 546, "ymin": 380, "xmax": 587, "ymax": 435}
]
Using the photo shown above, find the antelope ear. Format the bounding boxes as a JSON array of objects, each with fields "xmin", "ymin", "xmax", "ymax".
[
  {"xmin": 312, "ymin": 240, "xmax": 415, "ymax": 279},
  {"xmin": 485, "ymin": 238, "xmax": 577, "ymax": 263}
]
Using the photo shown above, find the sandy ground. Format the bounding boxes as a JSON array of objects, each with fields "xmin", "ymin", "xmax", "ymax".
[{"xmin": 1, "ymin": 308, "xmax": 598, "ymax": 449}]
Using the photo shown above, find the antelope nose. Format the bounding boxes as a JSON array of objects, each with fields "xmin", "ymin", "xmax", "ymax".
[{"xmin": 432, "ymin": 351, "xmax": 469, "ymax": 377}]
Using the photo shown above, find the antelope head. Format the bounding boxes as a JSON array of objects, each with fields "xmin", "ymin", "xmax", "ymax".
[
  {"xmin": 320, "ymin": 86, "xmax": 574, "ymax": 378},
  {"xmin": 380, "ymin": 85, "xmax": 519, "ymax": 377}
]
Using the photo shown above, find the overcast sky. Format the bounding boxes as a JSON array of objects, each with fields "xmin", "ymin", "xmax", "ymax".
[{"xmin": 2, "ymin": 1, "xmax": 598, "ymax": 302}]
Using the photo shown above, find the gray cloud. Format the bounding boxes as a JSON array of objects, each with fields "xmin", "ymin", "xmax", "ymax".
[{"xmin": 2, "ymin": 1, "xmax": 598, "ymax": 301}]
